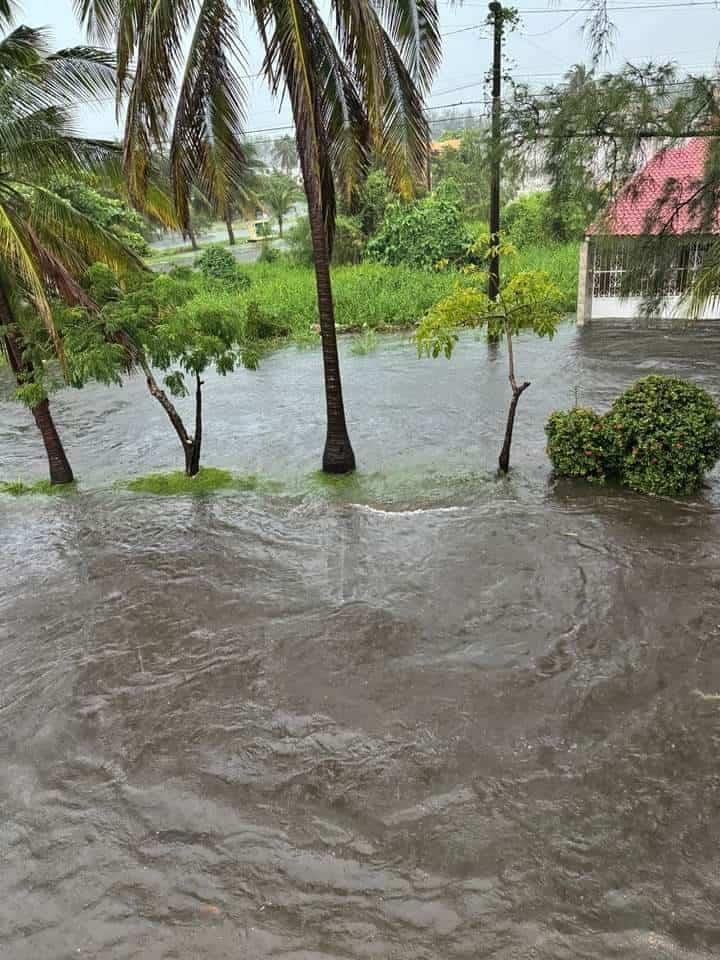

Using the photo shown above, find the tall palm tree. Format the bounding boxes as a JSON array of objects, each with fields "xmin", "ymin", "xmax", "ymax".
[
  {"xmin": 272, "ymin": 134, "xmax": 298, "ymax": 176},
  {"xmin": 0, "ymin": 13, "xmax": 146, "ymax": 483},
  {"xmin": 75, "ymin": 0, "xmax": 440, "ymax": 473}
]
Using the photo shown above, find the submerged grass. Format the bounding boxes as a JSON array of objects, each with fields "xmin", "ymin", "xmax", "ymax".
[
  {"xmin": 126, "ymin": 467, "xmax": 258, "ymax": 495},
  {"xmin": 0, "ymin": 479, "xmax": 78, "ymax": 496},
  {"xmin": 125, "ymin": 467, "xmax": 286, "ymax": 496}
]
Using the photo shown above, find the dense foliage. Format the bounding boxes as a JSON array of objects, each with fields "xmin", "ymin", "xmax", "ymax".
[
  {"xmin": 502, "ymin": 192, "xmax": 588, "ymax": 246},
  {"xmin": 545, "ymin": 408, "xmax": 615, "ymax": 484},
  {"xmin": 431, "ymin": 129, "xmax": 522, "ymax": 221},
  {"xmin": 50, "ymin": 176, "xmax": 151, "ymax": 256},
  {"xmin": 197, "ymin": 245, "xmax": 251, "ymax": 287},
  {"xmin": 547, "ymin": 376, "xmax": 720, "ymax": 495},
  {"xmin": 367, "ymin": 188, "xmax": 472, "ymax": 269}
]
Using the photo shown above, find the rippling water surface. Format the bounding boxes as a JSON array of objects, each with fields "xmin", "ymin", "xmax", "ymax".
[{"xmin": 2, "ymin": 323, "xmax": 720, "ymax": 959}]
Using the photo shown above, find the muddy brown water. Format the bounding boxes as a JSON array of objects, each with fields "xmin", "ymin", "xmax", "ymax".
[{"xmin": 2, "ymin": 323, "xmax": 720, "ymax": 959}]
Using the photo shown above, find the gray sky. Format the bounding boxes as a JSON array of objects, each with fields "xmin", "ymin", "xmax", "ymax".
[{"xmin": 18, "ymin": 0, "xmax": 720, "ymax": 142}]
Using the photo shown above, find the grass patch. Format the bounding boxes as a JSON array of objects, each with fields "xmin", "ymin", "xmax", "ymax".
[
  {"xmin": 126, "ymin": 467, "xmax": 257, "ymax": 495},
  {"xmin": 125, "ymin": 467, "xmax": 285, "ymax": 496},
  {"xmin": 508, "ymin": 242, "xmax": 579, "ymax": 312},
  {"xmin": 0, "ymin": 479, "xmax": 78, "ymax": 496},
  {"xmin": 233, "ymin": 262, "xmax": 461, "ymax": 341},
  {"xmin": 350, "ymin": 326, "xmax": 379, "ymax": 356}
]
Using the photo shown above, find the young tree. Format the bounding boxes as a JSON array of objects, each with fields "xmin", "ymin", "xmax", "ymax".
[
  {"xmin": 78, "ymin": 0, "xmax": 440, "ymax": 474},
  {"xmin": 0, "ymin": 16, "xmax": 144, "ymax": 484},
  {"xmin": 416, "ymin": 243, "xmax": 564, "ymax": 472},
  {"xmin": 259, "ymin": 173, "xmax": 301, "ymax": 238},
  {"xmin": 93, "ymin": 268, "xmax": 259, "ymax": 477}
]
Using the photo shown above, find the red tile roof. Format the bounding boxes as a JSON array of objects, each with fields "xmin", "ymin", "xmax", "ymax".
[{"xmin": 591, "ymin": 139, "xmax": 719, "ymax": 236}]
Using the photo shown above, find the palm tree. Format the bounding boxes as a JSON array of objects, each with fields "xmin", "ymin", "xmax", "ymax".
[
  {"xmin": 260, "ymin": 173, "xmax": 300, "ymax": 238},
  {"xmin": 221, "ymin": 141, "xmax": 265, "ymax": 245},
  {"xmin": 0, "ymin": 11, "xmax": 145, "ymax": 483},
  {"xmin": 77, "ymin": 0, "xmax": 440, "ymax": 473},
  {"xmin": 272, "ymin": 135, "xmax": 298, "ymax": 176}
]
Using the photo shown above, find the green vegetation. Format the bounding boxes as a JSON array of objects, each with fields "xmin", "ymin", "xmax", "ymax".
[
  {"xmin": 0, "ymin": 479, "xmax": 78, "ymax": 497},
  {"xmin": 508, "ymin": 243, "xmax": 579, "ymax": 312},
  {"xmin": 197, "ymin": 245, "xmax": 251, "ymax": 287},
  {"xmin": 417, "ymin": 240, "xmax": 565, "ymax": 472},
  {"xmin": 545, "ymin": 408, "xmax": 614, "ymax": 484},
  {"xmin": 350, "ymin": 326, "xmax": 379, "ymax": 356},
  {"xmin": 547, "ymin": 376, "xmax": 720, "ymax": 496},
  {"xmin": 126, "ymin": 468, "xmax": 257, "ymax": 496},
  {"xmin": 367, "ymin": 186, "xmax": 472, "ymax": 269}
]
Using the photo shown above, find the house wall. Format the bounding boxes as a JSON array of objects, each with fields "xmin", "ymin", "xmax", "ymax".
[
  {"xmin": 590, "ymin": 294, "xmax": 720, "ymax": 321},
  {"xmin": 578, "ymin": 236, "xmax": 720, "ymax": 323}
]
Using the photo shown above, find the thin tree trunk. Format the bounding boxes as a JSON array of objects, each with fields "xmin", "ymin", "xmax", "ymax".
[
  {"xmin": 185, "ymin": 373, "xmax": 202, "ymax": 477},
  {"xmin": 278, "ymin": 214, "xmax": 283, "ymax": 238},
  {"xmin": 498, "ymin": 328, "xmax": 530, "ymax": 474},
  {"xmin": 306, "ymin": 191, "xmax": 356, "ymax": 473},
  {"xmin": 188, "ymin": 228, "xmax": 198, "ymax": 252},
  {"xmin": 141, "ymin": 358, "xmax": 198, "ymax": 475},
  {"xmin": 226, "ymin": 217, "xmax": 236, "ymax": 246},
  {"xmin": 0, "ymin": 296, "xmax": 74, "ymax": 484}
]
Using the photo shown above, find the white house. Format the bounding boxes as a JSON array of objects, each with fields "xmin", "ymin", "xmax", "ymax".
[{"xmin": 577, "ymin": 139, "xmax": 720, "ymax": 324}]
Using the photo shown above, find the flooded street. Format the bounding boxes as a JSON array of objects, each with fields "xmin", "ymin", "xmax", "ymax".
[{"xmin": 2, "ymin": 322, "xmax": 720, "ymax": 959}]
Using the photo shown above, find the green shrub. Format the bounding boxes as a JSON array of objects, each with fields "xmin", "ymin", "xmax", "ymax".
[
  {"xmin": 285, "ymin": 215, "xmax": 313, "ymax": 265},
  {"xmin": 546, "ymin": 376, "xmax": 720, "ymax": 496},
  {"xmin": 367, "ymin": 192, "xmax": 471, "ymax": 269},
  {"xmin": 503, "ymin": 191, "xmax": 590, "ymax": 246},
  {"xmin": 197, "ymin": 245, "xmax": 250, "ymax": 287},
  {"xmin": 545, "ymin": 408, "xmax": 614, "ymax": 483},
  {"xmin": 257, "ymin": 242, "xmax": 280, "ymax": 264},
  {"xmin": 606, "ymin": 375, "xmax": 720, "ymax": 496},
  {"xmin": 333, "ymin": 215, "xmax": 366, "ymax": 264}
]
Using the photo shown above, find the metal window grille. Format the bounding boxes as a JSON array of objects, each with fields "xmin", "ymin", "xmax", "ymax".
[{"xmin": 592, "ymin": 240, "xmax": 707, "ymax": 298}]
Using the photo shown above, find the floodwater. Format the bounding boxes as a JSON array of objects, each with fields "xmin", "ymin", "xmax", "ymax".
[{"xmin": 2, "ymin": 322, "xmax": 720, "ymax": 959}]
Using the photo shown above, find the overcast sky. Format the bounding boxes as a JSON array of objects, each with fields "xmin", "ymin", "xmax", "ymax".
[{"xmin": 18, "ymin": 0, "xmax": 720, "ymax": 142}]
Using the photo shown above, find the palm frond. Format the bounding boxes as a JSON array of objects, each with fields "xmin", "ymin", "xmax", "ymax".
[
  {"xmin": 0, "ymin": 1, "xmax": 13, "ymax": 28},
  {"xmin": 373, "ymin": 0, "xmax": 441, "ymax": 90},
  {"xmin": 28, "ymin": 184, "xmax": 147, "ymax": 280},
  {"xmin": 44, "ymin": 46, "xmax": 117, "ymax": 104},
  {"xmin": 0, "ymin": 198, "xmax": 56, "ymax": 347},
  {"xmin": 169, "ymin": 0, "xmax": 248, "ymax": 229},
  {"xmin": 73, "ymin": 0, "xmax": 118, "ymax": 46},
  {"xmin": 259, "ymin": 0, "xmax": 339, "ymax": 245}
]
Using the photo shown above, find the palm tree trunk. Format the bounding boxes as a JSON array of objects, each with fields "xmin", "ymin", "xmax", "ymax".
[
  {"xmin": 188, "ymin": 227, "xmax": 199, "ymax": 252},
  {"xmin": 225, "ymin": 217, "xmax": 236, "ymax": 246},
  {"xmin": 31, "ymin": 397, "xmax": 75, "ymax": 484},
  {"xmin": 305, "ymin": 182, "xmax": 356, "ymax": 473},
  {"xmin": 278, "ymin": 214, "xmax": 284, "ymax": 238},
  {"xmin": 0, "ymin": 300, "xmax": 74, "ymax": 485}
]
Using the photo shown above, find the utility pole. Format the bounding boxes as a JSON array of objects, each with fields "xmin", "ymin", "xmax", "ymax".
[{"xmin": 488, "ymin": 1, "xmax": 503, "ymax": 302}]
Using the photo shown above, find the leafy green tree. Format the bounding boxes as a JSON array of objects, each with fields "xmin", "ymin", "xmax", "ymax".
[
  {"xmin": 90, "ymin": 267, "xmax": 259, "ymax": 476},
  {"xmin": 416, "ymin": 241, "xmax": 564, "ymax": 472},
  {"xmin": 50, "ymin": 175, "xmax": 151, "ymax": 255},
  {"xmin": 78, "ymin": 0, "xmax": 440, "ymax": 474},
  {"xmin": 431, "ymin": 128, "xmax": 523, "ymax": 223},
  {"xmin": 259, "ymin": 173, "xmax": 301, "ymax": 238},
  {"xmin": 0, "ymin": 16, "xmax": 144, "ymax": 484},
  {"xmin": 367, "ymin": 186, "xmax": 472, "ymax": 269},
  {"xmin": 272, "ymin": 135, "xmax": 298, "ymax": 175}
]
